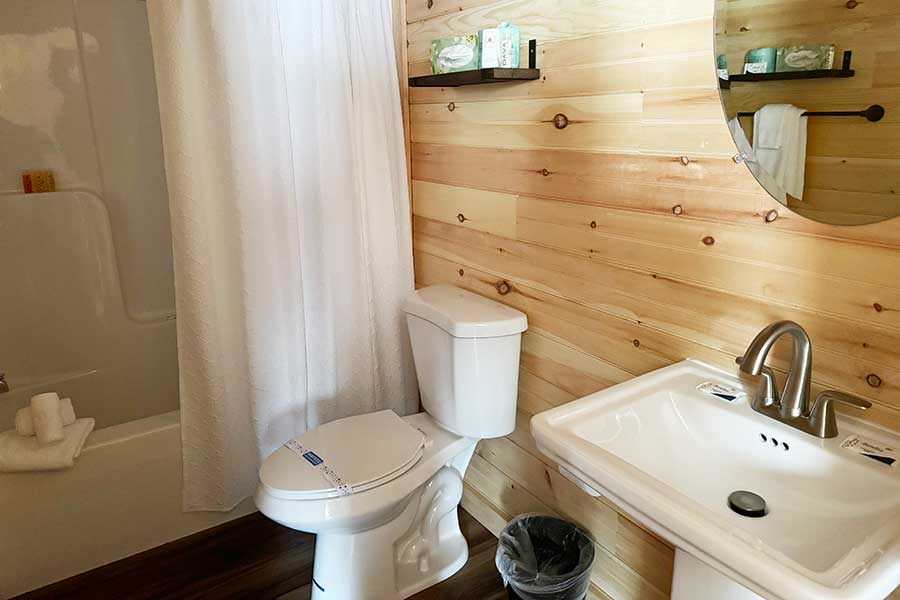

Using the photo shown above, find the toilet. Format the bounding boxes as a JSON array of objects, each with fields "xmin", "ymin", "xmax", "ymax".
[{"xmin": 255, "ymin": 284, "xmax": 528, "ymax": 600}]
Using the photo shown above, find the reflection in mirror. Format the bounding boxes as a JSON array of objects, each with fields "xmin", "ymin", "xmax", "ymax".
[{"xmin": 715, "ymin": 0, "xmax": 899, "ymax": 226}]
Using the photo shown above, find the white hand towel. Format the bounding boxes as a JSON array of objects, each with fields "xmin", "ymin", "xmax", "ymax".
[
  {"xmin": 0, "ymin": 418, "xmax": 95, "ymax": 472},
  {"xmin": 728, "ymin": 117, "xmax": 786, "ymax": 202},
  {"xmin": 15, "ymin": 398, "xmax": 76, "ymax": 436},
  {"xmin": 753, "ymin": 104, "xmax": 808, "ymax": 200},
  {"xmin": 31, "ymin": 392, "xmax": 64, "ymax": 445},
  {"xmin": 753, "ymin": 104, "xmax": 792, "ymax": 149}
]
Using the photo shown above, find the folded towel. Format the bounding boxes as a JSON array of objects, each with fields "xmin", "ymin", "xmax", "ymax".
[
  {"xmin": 31, "ymin": 392, "xmax": 64, "ymax": 445},
  {"xmin": 15, "ymin": 397, "xmax": 76, "ymax": 436},
  {"xmin": 0, "ymin": 418, "xmax": 95, "ymax": 472},
  {"xmin": 728, "ymin": 117, "xmax": 786, "ymax": 202},
  {"xmin": 753, "ymin": 104, "xmax": 808, "ymax": 200},
  {"xmin": 754, "ymin": 104, "xmax": 793, "ymax": 150}
]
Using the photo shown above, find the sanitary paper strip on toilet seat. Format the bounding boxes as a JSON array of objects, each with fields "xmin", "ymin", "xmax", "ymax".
[{"xmin": 283, "ymin": 439, "xmax": 354, "ymax": 495}]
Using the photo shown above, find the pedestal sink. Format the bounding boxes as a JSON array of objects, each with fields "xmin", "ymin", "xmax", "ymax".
[{"xmin": 531, "ymin": 359, "xmax": 900, "ymax": 600}]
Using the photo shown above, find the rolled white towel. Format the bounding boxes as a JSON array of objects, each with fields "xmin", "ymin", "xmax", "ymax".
[
  {"xmin": 15, "ymin": 397, "xmax": 76, "ymax": 436},
  {"xmin": 31, "ymin": 392, "xmax": 64, "ymax": 445}
]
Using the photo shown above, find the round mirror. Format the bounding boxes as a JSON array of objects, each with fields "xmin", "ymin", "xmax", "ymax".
[{"xmin": 715, "ymin": 1, "xmax": 898, "ymax": 225}]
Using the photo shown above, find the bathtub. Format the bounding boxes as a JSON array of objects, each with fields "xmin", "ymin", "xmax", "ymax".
[{"xmin": 0, "ymin": 411, "xmax": 255, "ymax": 598}]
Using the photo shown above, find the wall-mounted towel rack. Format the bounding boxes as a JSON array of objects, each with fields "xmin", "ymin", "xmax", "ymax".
[{"xmin": 737, "ymin": 104, "xmax": 885, "ymax": 123}]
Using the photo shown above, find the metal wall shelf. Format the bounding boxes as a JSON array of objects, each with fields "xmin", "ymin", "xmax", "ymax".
[
  {"xmin": 726, "ymin": 50, "xmax": 856, "ymax": 83},
  {"xmin": 410, "ymin": 39, "xmax": 539, "ymax": 88}
]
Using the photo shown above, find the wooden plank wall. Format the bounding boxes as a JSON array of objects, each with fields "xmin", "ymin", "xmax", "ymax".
[
  {"xmin": 399, "ymin": 1, "xmax": 900, "ymax": 598},
  {"xmin": 720, "ymin": 0, "xmax": 900, "ymax": 223}
]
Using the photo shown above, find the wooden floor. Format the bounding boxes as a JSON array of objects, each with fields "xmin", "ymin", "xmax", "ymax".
[{"xmin": 14, "ymin": 509, "xmax": 506, "ymax": 600}]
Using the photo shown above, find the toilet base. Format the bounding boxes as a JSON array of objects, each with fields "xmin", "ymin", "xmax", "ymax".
[{"xmin": 311, "ymin": 466, "xmax": 469, "ymax": 600}]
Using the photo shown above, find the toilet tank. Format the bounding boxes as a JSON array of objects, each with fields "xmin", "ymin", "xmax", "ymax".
[{"xmin": 404, "ymin": 284, "xmax": 528, "ymax": 439}]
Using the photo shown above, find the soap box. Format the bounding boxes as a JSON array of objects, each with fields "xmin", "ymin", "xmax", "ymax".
[
  {"xmin": 776, "ymin": 45, "xmax": 835, "ymax": 72},
  {"xmin": 479, "ymin": 23, "xmax": 520, "ymax": 68},
  {"xmin": 716, "ymin": 54, "xmax": 729, "ymax": 81},
  {"xmin": 743, "ymin": 47, "xmax": 776, "ymax": 74},
  {"xmin": 430, "ymin": 35, "xmax": 480, "ymax": 74}
]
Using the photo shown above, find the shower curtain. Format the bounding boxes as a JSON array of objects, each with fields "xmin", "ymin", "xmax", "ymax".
[{"xmin": 147, "ymin": 0, "xmax": 418, "ymax": 511}]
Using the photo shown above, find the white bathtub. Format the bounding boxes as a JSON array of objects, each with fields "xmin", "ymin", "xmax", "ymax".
[{"xmin": 0, "ymin": 411, "xmax": 255, "ymax": 598}]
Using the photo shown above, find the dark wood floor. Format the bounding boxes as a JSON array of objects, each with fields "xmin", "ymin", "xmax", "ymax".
[{"xmin": 14, "ymin": 509, "xmax": 506, "ymax": 600}]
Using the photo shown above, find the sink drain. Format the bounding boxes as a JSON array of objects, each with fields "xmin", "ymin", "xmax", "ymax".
[{"xmin": 728, "ymin": 490, "xmax": 767, "ymax": 518}]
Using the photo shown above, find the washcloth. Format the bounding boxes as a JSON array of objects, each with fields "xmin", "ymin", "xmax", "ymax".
[
  {"xmin": 753, "ymin": 104, "xmax": 808, "ymax": 200},
  {"xmin": 0, "ymin": 418, "xmax": 95, "ymax": 472},
  {"xmin": 15, "ymin": 397, "xmax": 76, "ymax": 436},
  {"xmin": 728, "ymin": 117, "xmax": 786, "ymax": 201}
]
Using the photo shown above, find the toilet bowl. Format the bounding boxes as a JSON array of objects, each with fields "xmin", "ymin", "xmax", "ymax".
[{"xmin": 256, "ymin": 284, "xmax": 528, "ymax": 599}]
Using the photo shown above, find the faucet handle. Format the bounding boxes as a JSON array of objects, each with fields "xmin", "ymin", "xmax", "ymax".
[
  {"xmin": 809, "ymin": 390, "xmax": 872, "ymax": 438},
  {"xmin": 736, "ymin": 357, "xmax": 778, "ymax": 409},
  {"xmin": 818, "ymin": 390, "xmax": 872, "ymax": 411}
]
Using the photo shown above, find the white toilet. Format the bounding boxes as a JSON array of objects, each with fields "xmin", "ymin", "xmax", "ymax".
[{"xmin": 255, "ymin": 284, "xmax": 528, "ymax": 600}]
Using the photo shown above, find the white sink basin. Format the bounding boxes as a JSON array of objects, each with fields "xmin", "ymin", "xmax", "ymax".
[{"xmin": 531, "ymin": 359, "xmax": 900, "ymax": 600}]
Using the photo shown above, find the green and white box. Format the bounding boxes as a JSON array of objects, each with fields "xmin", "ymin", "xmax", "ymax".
[
  {"xmin": 743, "ymin": 47, "xmax": 777, "ymax": 74},
  {"xmin": 479, "ymin": 23, "xmax": 520, "ymax": 68},
  {"xmin": 429, "ymin": 34, "xmax": 480, "ymax": 74}
]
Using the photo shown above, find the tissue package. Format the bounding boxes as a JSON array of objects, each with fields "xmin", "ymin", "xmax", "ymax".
[
  {"xmin": 776, "ymin": 45, "xmax": 835, "ymax": 72},
  {"xmin": 480, "ymin": 23, "xmax": 520, "ymax": 68},
  {"xmin": 430, "ymin": 35, "xmax": 480, "ymax": 74}
]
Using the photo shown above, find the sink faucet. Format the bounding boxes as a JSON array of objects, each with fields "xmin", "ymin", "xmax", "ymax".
[
  {"xmin": 738, "ymin": 321, "xmax": 871, "ymax": 438},
  {"xmin": 0, "ymin": 372, "xmax": 8, "ymax": 394}
]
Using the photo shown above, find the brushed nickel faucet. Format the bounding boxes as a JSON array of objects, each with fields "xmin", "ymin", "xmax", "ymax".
[
  {"xmin": 738, "ymin": 320, "xmax": 871, "ymax": 438},
  {"xmin": 0, "ymin": 372, "xmax": 8, "ymax": 394}
]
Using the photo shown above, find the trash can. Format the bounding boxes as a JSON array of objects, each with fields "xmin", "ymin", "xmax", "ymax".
[{"xmin": 495, "ymin": 514, "xmax": 595, "ymax": 600}]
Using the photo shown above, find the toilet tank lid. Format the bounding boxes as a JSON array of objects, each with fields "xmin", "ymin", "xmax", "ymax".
[{"xmin": 404, "ymin": 284, "xmax": 527, "ymax": 338}]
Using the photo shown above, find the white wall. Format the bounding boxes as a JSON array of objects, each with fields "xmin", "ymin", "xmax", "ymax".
[
  {"xmin": 0, "ymin": 0, "xmax": 174, "ymax": 321},
  {"xmin": 0, "ymin": 0, "xmax": 178, "ymax": 427}
]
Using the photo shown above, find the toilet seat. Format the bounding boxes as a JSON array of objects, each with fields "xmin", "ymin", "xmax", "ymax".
[{"xmin": 260, "ymin": 410, "xmax": 426, "ymax": 500}]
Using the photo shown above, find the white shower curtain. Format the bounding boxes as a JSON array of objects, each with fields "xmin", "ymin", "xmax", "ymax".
[{"xmin": 147, "ymin": 0, "xmax": 418, "ymax": 511}]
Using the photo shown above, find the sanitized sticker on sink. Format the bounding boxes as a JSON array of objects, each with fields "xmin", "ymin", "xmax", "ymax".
[
  {"xmin": 696, "ymin": 381, "xmax": 747, "ymax": 403},
  {"xmin": 841, "ymin": 435, "xmax": 899, "ymax": 467}
]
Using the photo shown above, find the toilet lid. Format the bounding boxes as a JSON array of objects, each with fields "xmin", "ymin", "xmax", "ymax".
[{"xmin": 259, "ymin": 410, "xmax": 426, "ymax": 500}]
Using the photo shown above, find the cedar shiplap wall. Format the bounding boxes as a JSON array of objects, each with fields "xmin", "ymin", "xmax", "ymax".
[
  {"xmin": 721, "ymin": 0, "xmax": 900, "ymax": 224},
  {"xmin": 401, "ymin": 1, "xmax": 900, "ymax": 598}
]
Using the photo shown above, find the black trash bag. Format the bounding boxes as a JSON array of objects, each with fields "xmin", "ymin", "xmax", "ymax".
[{"xmin": 495, "ymin": 514, "xmax": 595, "ymax": 600}]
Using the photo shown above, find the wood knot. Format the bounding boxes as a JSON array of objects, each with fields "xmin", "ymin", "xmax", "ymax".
[
  {"xmin": 672, "ymin": 204, "xmax": 683, "ymax": 215},
  {"xmin": 553, "ymin": 113, "xmax": 569, "ymax": 129},
  {"xmin": 457, "ymin": 213, "xmax": 466, "ymax": 223},
  {"xmin": 846, "ymin": 0, "xmax": 859, "ymax": 8},
  {"xmin": 496, "ymin": 280, "xmax": 511, "ymax": 295},
  {"xmin": 458, "ymin": 268, "xmax": 464, "ymax": 276},
  {"xmin": 867, "ymin": 373, "xmax": 882, "ymax": 388},
  {"xmin": 679, "ymin": 156, "xmax": 691, "ymax": 166},
  {"xmin": 764, "ymin": 209, "xmax": 779, "ymax": 223},
  {"xmin": 427, "ymin": 0, "xmax": 434, "ymax": 8},
  {"xmin": 702, "ymin": 236, "xmax": 715, "ymax": 246},
  {"xmin": 633, "ymin": 339, "xmax": 641, "ymax": 348},
  {"xmin": 541, "ymin": 168, "xmax": 551, "ymax": 177},
  {"xmin": 873, "ymin": 302, "xmax": 884, "ymax": 312},
  {"xmin": 447, "ymin": 101, "xmax": 456, "ymax": 112},
  {"xmin": 590, "ymin": 220, "xmax": 597, "ymax": 229}
]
